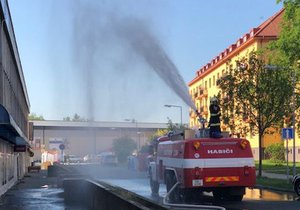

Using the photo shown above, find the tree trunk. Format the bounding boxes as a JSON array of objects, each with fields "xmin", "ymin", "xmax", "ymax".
[{"xmin": 258, "ymin": 132, "xmax": 263, "ymax": 177}]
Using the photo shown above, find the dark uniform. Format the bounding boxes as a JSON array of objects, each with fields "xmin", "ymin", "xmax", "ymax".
[{"xmin": 209, "ymin": 99, "xmax": 222, "ymax": 138}]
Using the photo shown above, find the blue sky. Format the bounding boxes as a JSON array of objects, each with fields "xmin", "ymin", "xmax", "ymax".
[{"xmin": 8, "ymin": 0, "xmax": 283, "ymax": 124}]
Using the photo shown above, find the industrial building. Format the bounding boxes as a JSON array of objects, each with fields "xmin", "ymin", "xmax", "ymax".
[
  {"xmin": 0, "ymin": 1, "xmax": 31, "ymax": 196},
  {"xmin": 30, "ymin": 120, "xmax": 168, "ymax": 165}
]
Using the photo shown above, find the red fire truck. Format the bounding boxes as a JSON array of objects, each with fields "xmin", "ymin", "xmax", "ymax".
[{"xmin": 148, "ymin": 130, "xmax": 256, "ymax": 202}]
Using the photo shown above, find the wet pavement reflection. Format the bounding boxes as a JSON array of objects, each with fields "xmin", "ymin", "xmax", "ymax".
[
  {"xmin": 0, "ymin": 188, "xmax": 65, "ymax": 210},
  {"xmin": 103, "ymin": 178, "xmax": 300, "ymax": 210},
  {"xmin": 103, "ymin": 178, "xmax": 298, "ymax": 202},
  {"xmin": 244, "ymin": 188, "xmax": 298, "ymax": 201},
  {"xmin": 3, "ymin": 166, "xmax": 296, "ymax": 210},
  {"xmin": 0, "ymin": 171, "xmax": 87, "ymax": 210}
]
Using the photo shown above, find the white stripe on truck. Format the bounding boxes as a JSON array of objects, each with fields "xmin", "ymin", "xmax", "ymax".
[{"xmin": 157, "ymin": 157, "xmax": 255, "ymax": 168}]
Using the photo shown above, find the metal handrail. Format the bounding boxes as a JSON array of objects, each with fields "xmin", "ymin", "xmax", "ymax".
[{"xmin": 163, "ymin": 182, "xmax": 226, "ymax": 210}]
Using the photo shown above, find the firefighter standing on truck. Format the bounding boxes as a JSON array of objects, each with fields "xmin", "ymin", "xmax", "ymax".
[{"xmin": 209, "ymin": 97, "xmax": 222, "ymax": 138}]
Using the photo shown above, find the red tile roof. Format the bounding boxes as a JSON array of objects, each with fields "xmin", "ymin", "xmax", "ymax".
[
  {"xmin": 254, "ymin": 8, "xmax": 284, "ymax": 38},
  {"xmin": 189, "ymin": 8, "xmax": 284, "ymax": 86}
]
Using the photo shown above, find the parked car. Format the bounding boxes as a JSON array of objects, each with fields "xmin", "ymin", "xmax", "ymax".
[
  {"xmin": 98, "ymin": 152, "xmax": 118, "ymax": 166},
  {"xmin": 65, "ymin": 155, "xmax": 82, "ymax": 164},
  {"xmin": 31, "ymin": 160, "xmax": 41, "ymax": 166},
  {"xmin": 292, "ymin": 174, "xmax": 300, "ymax": 196},
  {"xmin": 83, "ymin": 154, "xmax": 99, "ymax": 163}
]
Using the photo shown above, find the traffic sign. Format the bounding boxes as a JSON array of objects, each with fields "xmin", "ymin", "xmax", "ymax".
[
  {"xmin": 59, "ymin": 144, "xmax": 65, "ymax": 150},
  {"xmin": 282, "ymin": 128, "xmax": 294, "ymax": 139}
]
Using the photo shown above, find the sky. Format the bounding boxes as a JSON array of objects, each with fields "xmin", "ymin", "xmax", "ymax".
[{"xmin": 8, "ymin": 0, "xmax": 283, "ymax": 124}]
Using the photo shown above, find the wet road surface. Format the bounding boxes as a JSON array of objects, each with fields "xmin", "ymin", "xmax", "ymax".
[
  {"xmin": 102, "ymin": 177, "xmax": 300, "ymax": 210},
  {"xmin": 3, "ymin": 165, "xmax": 297, "ymax": 210},
  {"xmin": 0, "ymin": 172, "xmax": 65, "ymax": 210},
  {"xmin": 0, "ymin": 188, "xmax": 65, "ymax": 210},
  {"xmin": 70, "ymin": 164, "xmax": 300, "ymax": 209},
  {"xmin": 0, "ymin": 171, "xmax": 85, "ymax": 210}
]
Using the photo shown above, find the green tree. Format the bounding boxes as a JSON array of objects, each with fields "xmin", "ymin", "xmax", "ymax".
[
  {"xmin": 63, "ymin": 113, "xmax": 87, "ymax": 122},
  {"xmin": 28, "ymin": 113, "xmax": 44, "ymax": 121},
  {"xmin": 72, "ymin": 113, "xmax": 86, "ymax": 121},
  {"xmin": 265, "ymin": 142, "xmax": 285, "ymax": 164},
  {"xmin": 166, "ymin": 117, "xmax": 188, "ymax": 130},
  {"xmin": 268, "ymin": 0, "xmax": 300, "ymax": 133},
  {"xmin": 112, "ymin": 136, "xmax": 136, "ymax": 163},
  {"xmin": 148, "ymin": 128, "xmax": 169, "ymax": 143},
  {"xmin": 217, "ymin": 52, "xmax": 293, "ymax": 177},
  {"xmin": 272, "ymin": 0, "xmax": 300, "ymax": 66},
  {"xmin": 147, "ymin": 118, "xmax": 180, "ymax": 143},
  {"xmin": 63, "ymin": 116, "xmax": 71, "ymax": 121}
]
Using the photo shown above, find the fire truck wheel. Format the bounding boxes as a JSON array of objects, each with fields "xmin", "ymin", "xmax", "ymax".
[
  {"xmin": 184, "ymin": 188, "xmax": 203, "ymax": 202},
  {"xmin": 165, "ymin": 172, "xmax": 183, "ymax": 203},
  {"xmin": 165, "ymin": 172, "xmax": 176, "ymax": 192},
  {"xmin": 150, "ymin": 175, "xmax": 159, "ymax": 195}
]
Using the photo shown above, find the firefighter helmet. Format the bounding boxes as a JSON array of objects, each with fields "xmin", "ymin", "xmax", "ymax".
[{"xmin": 210, "ymin": 96, "xmax": 218, "ymax": 103}]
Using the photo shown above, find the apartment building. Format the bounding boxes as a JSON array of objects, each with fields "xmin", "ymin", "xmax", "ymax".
[{"xmin": 188, "ymin": 9, "xmax": 289, "ymax": 160}]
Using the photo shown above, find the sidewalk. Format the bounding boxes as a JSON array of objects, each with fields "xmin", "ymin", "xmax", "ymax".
[
  {"xmin": 0, "ymin": 170, "xmax": 68, "ymax": 210},
  {"xmin": 260, "ymin": 171, "xmax": 294, "ymax": 180}
]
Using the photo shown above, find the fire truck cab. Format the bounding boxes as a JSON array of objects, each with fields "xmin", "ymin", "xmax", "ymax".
[{"xmin": 148, "ymin": 130, "xmax": 256, "ymax": 202}]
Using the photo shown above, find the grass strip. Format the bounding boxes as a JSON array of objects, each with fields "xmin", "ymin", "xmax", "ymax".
[
  {"xmin": 255, "ymin": 160, "xmax": 300, "ymax": 175},
  {"xmin": 256, "ymin": 176, "xmax": 293, "ymax": 191}
]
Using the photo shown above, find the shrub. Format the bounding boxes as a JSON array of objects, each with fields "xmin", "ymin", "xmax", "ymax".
[
  {"xmin": 264, "ymin": 142, "xmax": 285, "ymax": 165},
  {"xmin": 112, "ymin": 136, "xmax": 136, "ymax": 163}
]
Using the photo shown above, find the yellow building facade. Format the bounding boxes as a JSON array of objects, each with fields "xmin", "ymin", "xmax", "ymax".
[{"xmin": 188, "ymin": 9, "xmax": 295, "ymax": 160}]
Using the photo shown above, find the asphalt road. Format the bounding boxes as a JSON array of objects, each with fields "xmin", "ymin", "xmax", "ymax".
[{"xmin": 71, "ymin": 164, "xmax": 300, "ymax": 210}]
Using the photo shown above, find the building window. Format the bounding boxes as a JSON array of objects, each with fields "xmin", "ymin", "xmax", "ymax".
[
  {"xmin": 213, "ymin": 76, "xmax": 215, "ymax": 86},
  {"xmin": 217, "ymin": 73, "xmax": 219, "ymax": 79},
  {"xmin": 205, "ymin": 81, "xmax": 207, "ymax": 89},
  {"xmin": 209, "ymin": 78, "xmax": 211, "ymax": 88}
]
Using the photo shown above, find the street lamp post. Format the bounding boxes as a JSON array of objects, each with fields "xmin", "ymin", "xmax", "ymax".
[
  {"xmin": 164, "ymin": 104, "xmax": 182, "ymax": 126},
  {"xmin": 294, "ymin": 59, "xmax": 300, "ymax": 176},
  {"xmin": 292, "ymin": 69, "xmax": 296, "ymax": 177}
]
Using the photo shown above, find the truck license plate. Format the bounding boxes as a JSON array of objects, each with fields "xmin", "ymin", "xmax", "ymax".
[{"xmin": 192, "ymin": 179, "xmax": 203, "ymax": 186}]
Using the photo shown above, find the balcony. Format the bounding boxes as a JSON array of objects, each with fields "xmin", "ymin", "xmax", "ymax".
[
  {"xmin": 199, "ymin": 106, "xmax": 208, "ymax": 116},
  {"xmin": 200, "ymin": 107, "xmax": 204, "ymax": 113},
  {"xmin": 193, "ymin": 92, "xmax": 198, "ymax": 99},
  {"xmin": 203, "ymin": 89, "xmax": 208, "ymax": 97},
  {"xmin": 199, "ymin": 89, "xmax": 204, "ymax": 95},
  {"xmin": 200, "ymin": 106, "xmax": 208, "ymax": 116},
  {"xmin": 191, "ymin": 111, "xmax": 197, "ymax": 118},
  {"xmin": 203, "ymin": 106, "xmax": 208, "ymax": 115}
]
